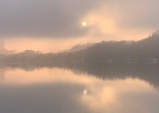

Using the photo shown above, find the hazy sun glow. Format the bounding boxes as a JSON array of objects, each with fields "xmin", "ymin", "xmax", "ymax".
[{"xmin": 82, "ymin": 22, "xmax": 87, "ymax": 27}]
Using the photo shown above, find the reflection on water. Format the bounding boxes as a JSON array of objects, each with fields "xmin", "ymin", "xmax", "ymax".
[{"xmin": 0, "ymin": 66, "xmax": 159, "ymax": 113}]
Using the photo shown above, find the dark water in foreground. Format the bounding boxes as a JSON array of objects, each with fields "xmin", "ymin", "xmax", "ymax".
[{"xmin": 0, "ymin": 66, "xmax": 159, "ymax": 113}]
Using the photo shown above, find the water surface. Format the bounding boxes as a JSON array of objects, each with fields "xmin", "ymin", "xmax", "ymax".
[{"xmin": 0, "ymin": 67, "xmax": 159, "ymax": 113}]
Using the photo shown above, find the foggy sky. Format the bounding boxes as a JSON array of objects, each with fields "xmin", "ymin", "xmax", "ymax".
[
  {"xmin": 0, "ymin": 0, "xmax": 99, "ymax": 38},
  {"xmin": 0, "ymin": 0, "xmax": 159, "ymax": 39},
  {"xmin": 1, "ymin": 0, "xmax": 159, "ymax": 52}
]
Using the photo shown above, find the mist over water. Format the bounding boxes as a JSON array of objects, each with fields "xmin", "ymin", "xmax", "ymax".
[
  {"xmin": 0, "ymin": 65, "xmax": 159, "ymax": 113},
  {"xmin": 0, "ymin": 32, "xmax": 158, "ymax": 113},
  {"xmin": 0, "ymin": 0, "xmax": 159, "ymax": 112}
]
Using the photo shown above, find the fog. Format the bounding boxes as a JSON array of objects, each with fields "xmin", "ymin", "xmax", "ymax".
[{"xmin": 0, "ymin": 0, "xmax": 159, "ymax": 52}]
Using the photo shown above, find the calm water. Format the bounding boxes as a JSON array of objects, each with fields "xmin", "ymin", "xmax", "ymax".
[{"xmin": 0, "ymin": 67, "xmax": 159, "ymax": 113}]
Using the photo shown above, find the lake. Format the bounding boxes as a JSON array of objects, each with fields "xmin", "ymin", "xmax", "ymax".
[{"xmin": 0, "ymin": 66, "xmax": 159, "ymax": 113}]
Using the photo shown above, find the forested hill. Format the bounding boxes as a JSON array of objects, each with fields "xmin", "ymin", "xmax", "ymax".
[
  {"xmin": 65, "ymin": 31, "xmax": 159, "ymax": 63},
  {"xmin": 1, "ymin": 31, "xmax": 159, "ymax": 64}
]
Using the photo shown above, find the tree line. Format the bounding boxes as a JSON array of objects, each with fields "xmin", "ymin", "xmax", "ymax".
[{"xmin": 0, "ymin": 31, "xmax": 159, "ymax": 64}]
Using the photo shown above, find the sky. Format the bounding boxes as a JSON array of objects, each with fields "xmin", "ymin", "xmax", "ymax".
[{"xmin": 0, "ymin": 0, "xmax": 159, "ymax": 53}]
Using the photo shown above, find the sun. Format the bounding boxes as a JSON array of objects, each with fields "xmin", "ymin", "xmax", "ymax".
[{"xmin": 82, "ymin": 22, "xmax": 87, "ymax": 27}]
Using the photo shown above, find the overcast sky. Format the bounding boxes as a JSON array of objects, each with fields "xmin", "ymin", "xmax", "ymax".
[{"xmin": 0, "ymin": 0, "xmax": 159, "ymax": 52}]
